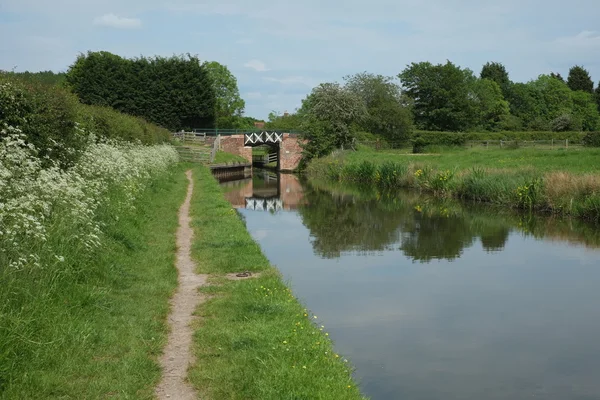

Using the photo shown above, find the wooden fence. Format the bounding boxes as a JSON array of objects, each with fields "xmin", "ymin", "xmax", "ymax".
[
  {"xmin": 172, "ymin": 131, "xmax": 206, "ymax": 145},
  {"xmin": 174, "ymin": 146, "xmax": 210, "ymax": 163}
]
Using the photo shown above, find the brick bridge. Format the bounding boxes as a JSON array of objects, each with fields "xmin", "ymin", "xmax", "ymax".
[{"xmin": 207, "ymin": 131, "xmax": 305, "ymax": 172}]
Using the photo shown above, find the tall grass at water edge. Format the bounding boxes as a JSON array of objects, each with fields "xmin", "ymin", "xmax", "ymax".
[
  {"xmin": 0, "ymin": 129, "xmax": 182, "ymax": 398},
  {"xmin": 306, "ymin": 149, "xmax": 600, "ymax": 222}
]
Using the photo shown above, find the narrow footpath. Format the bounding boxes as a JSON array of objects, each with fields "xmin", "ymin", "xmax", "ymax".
[{"xmin": 156, "ymin": 170, "xmax": 208, "ymax": 399}]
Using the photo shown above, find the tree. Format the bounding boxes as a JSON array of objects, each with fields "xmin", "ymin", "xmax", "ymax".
[
  {"xmin": 265, "ymin": 111, "xmax": 302, "ymax": 131},
  {"xmin": 550, "ymin": 72, "xmax": 565, "ymax": 83},
  {"xmin": 344, "ymin": 72, "xmax": 413, "ymax": 144},
  {"xmin": 399, "ymin": 61, "xmax": 477, "ymax": 131},
  {"xmin": 567, "ymin": 65, "xmax": 594, "ymax": 93},
  {"xmin": 298, "ymin": 82, "xmax": 367, "ymax": 162},
  {"xmin": 66, "ymin": 51, "xmax": 216, "ymax": 130},
  {"xmin": 480, "ymin": 62, "xmax": 511, "ymax": 97},
  {"xmin": 471, "ymin": 79, "xmax": 510, "ymax": 131},
  {"xmin": 571, "ymin": 90, "xmax": 599, "ymax": 131},
  {"xmin": 203, "ymin": 61, "xmax": 246, "ymax": 128},
  {"xmin": 595, "ymin": 82, "xmax": 600, "ymax": 111},
  {"xmin": 505, "ymin": 82, "xmax": 546, "ymax": 129}
]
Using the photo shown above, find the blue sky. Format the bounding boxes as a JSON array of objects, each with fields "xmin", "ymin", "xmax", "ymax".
[{"xmin": 1, "ymin": 0, "xmax": 599, "ymax": 120}]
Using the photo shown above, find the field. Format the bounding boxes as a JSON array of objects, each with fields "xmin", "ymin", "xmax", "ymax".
[{"xmin": 349, "ymin": 145, "xmax": 600, "ymax": 174}]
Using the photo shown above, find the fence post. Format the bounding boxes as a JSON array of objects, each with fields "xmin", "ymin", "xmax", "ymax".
[
  {"xmin": 566, "ymin": 139, "xmax": 569, "ymax": 149},
  {"xmin": 551, "ymin": 139, "xmax": 554, "ymax": 148},
  {"xmin": 500, "ymin": 140, "xmax": 503, "ymax": 148}
]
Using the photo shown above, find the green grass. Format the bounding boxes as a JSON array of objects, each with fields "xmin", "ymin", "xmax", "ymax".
[
  {"xmin": 343, "ymin": 146, "xmax": 600, "ymax": 174},
  {"xmin": 212, "ymin": 150, "xmax": 249, "ymax": 164},
  {"xmin": 0, "ymin": 167, "xmax": 186, "ymax": 399},
  {"xmin": 306, "ymin": 147, "xmax": 600, "ymax": 222},
  {"xmin": 187, "ymin": 166, "xmax": 366, "ymax": 399}
]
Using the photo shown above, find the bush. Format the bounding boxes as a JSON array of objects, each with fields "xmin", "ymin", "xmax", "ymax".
[
  {"xmin": 412, "ymin": 137, "xmax": 427, "ymax": 153},
  {"xmin": 582, "ymin": 132, "xmax": 600, "ymax": 147},
  {"xmin": 0, "ymin": 75, "xmax": 171, "ymax": 168}
]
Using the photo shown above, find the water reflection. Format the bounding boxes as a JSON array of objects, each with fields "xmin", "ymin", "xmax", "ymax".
[
  {"xmin": 296, "ymin": 183, "xmax": 600, "ymax": 261},
  {"xmin": 221, "ymin": 169, "xmax": 306, "ymax": 212},
  {"xmin": 219, "ymin": 174, "xmax": 600, "ymax": 400}
]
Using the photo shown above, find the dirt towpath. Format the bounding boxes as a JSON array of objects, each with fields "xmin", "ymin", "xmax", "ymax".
[{"xmin": 156, "ymin": 170, "xmax": 208, "ymax": 400}]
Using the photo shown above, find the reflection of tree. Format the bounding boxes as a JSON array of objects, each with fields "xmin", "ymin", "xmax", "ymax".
[
  {"xmin": 480, "ymin": 227, "xmax": 510, "ymax": 252},
  {"xmin": 298, "ymin": 188, "xmax": 407, "ymax": 258},
  {"xmin": 298, "ymin": 184, "xmax": 513, "ymax": 262},
  {"xmin": 399, "ymin": 212, "xmax": 474, "ymax": 262}
]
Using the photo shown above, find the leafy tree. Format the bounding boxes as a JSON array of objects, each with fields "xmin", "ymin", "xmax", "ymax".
[
  {"xmin": 550, "ymin": 72, "xmax": 565, "ymax": 83},
  {"xmin": 530, "ymin": 75, "xmax": 573, "ymax": 121},
  {"xmin": 480, "ymin": 62, "xmax": 511, "ymax": 97},
  {"xmin": 471, "ymin": 79, "xmax": 510, "ymax": 130},
  {"xmin": 567, "ymin": 65, "xmax": 594, "ymax": 93},
  {"xmin": 595, "ymin": 83, "xmax": 600, "ymax": 111},
  {"xmin": 2, "ymin": 70, "xmax": 66, "ymax": 86},
  {"xmin": 571, "ymin": 90, "xmax": 599, "ymax": 131},
  {"xmin": 399, "ymin": 61, "xmax": 477, "ymax": 131},
  {"xmin": 344, "ymin": 72, "xmax": 413, "ymax": 144},
  {"xmin": 66, "ymin": 51, "xmax": 216, "ymax": 130},
  {"xmin": 298, "ymin": 83, "xmax": 367, "ymax": 163},
  {"xmin": 203, "ymin": 61, "xmax": 246, "ymax": 128},
  {"xmin": 505, "ymin": 82, "xmax": 546, "ymax": 129},
  {"xmin": 265, "ymin": 111, "xmax": 302, "ymax": 131}
]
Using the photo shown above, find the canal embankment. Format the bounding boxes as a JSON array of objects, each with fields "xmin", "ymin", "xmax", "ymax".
[
  {"xmin": 185, "ymin": 165, "xmax": 366, "ymax": 399},
  {"xmin": 305, "ymin": 146, "xmax": 600, "ymax": 222}
]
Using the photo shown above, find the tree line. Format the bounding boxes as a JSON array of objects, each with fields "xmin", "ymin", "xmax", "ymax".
[
  {"xmin": 5, "ymin": 52, "xmax": 257, "ymax": 131},
  {"xmin": 267, "ymin": 62, "xmax": 600, "ymax": 162}
]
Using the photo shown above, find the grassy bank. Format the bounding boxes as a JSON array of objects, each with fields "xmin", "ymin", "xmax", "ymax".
[
  {"xmin": 187, "ymin": 166, "xmax": 365, "ymax": 399},
  {"xmin": 0, "ymin": 163, "xmax": 186, "ymax": 398},
  {"xmin": 306, "ymin": 147, "xmax": 600, "ymax": 222}
]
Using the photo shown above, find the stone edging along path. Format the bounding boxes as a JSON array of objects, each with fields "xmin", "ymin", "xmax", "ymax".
[{"xmin": 155, "ymin": 170, "xmax": 208, "ymax": 400}]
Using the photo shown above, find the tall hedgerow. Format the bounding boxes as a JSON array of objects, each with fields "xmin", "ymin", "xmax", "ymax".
[{"xmin": 66, "ymin": 51, "xmax": 216, "ymax": 130}]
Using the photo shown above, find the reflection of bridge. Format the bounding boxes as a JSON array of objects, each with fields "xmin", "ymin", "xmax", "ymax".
[
  {"xmin": 245, "ymin": 197, "xmax": 283, "ymax": 212},
  {"xmin": 221, "ymin": 173, "xmax": 305, "ymax": 212}
]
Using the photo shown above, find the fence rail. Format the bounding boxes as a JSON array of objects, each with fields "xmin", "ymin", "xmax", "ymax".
[
  {"xmin": 189, "ymin": 128, "xmax": 302, "ymax": 136},
  {"xmin": 172, "ymin": 131, "xmax": 206, "ymax": 144},
  {"xmin": 174, "ymin": 146, "xmax": 210, "ymax": 163},
  {"xmin": 252, "ymin": 152, "xmax": 278, "ymax": 165},
  {"xmin": 358, "ymin": 139, "xmax": 581, "ymax": 150}
]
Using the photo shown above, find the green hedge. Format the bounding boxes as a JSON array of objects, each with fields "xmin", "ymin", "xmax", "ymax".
[
  {"xmin": 0, "ymin": 75, "xmax": 171, "ymax": 167},
  {"xmin": 413, "ymin": 130, "xmax": 586, "ymax": 145},
  {"xmin": 582, "ymin": 132, "xmax": 600, "ymax": 147}
]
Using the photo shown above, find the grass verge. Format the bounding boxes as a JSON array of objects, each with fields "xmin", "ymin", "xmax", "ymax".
[
  {"xmin": 0, "ymin": 166, "xmax": 186, "ymax": 399},
  {"xmin": 306, "ymin": 147, "xmax": 600, "ymax": 222},
  {"xmin": 187, "ymin": 165, "xmax": 366, "ymax": 399},
  {"xmin": 212, "ymin": 150, "xmax": 249, "ymax": 164}
]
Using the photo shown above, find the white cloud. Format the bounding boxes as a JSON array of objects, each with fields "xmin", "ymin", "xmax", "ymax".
[
  {"xmin": 263, "ymin": 76, "xmax": 315, "ymax": 87},
  {"xmin": 244, "ymin": 59, "xmax": 269, "ymax": 72},
  {"xmin": 555, "ymin": 31, "xmax": 600, "ymax": 48},
  {"xmin": 93, "ymin": 14, "xmax": 142, "ymax": 29}
]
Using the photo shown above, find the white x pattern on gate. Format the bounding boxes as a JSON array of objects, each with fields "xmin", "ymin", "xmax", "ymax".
[{"xmin": 244, "ymin": 132, "xmax": 283, "ymax": 145}]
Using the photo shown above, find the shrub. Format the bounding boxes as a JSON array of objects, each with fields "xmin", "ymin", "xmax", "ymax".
[
  {"xmin": 582, "ymin": 132, "xmax": 600, "ymax": 147},
  {"xmin": 0, "ymin": 75, "xmax": 171, "ymax": 168}
]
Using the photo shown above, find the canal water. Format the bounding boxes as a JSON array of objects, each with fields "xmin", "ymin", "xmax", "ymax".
[{"xmin": 220, "ymin": 170, "xmax": 600, "ymax": 400}]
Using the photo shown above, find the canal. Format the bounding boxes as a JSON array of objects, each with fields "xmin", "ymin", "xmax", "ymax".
[{"xmin": 220, "ymin": 170, "xmax": 600, "ymax": 400}]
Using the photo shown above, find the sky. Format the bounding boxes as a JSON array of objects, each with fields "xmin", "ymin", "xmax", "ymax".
[{"xmin": 1, "ymin": 0, "xmax": 600, "ymax": 120}]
